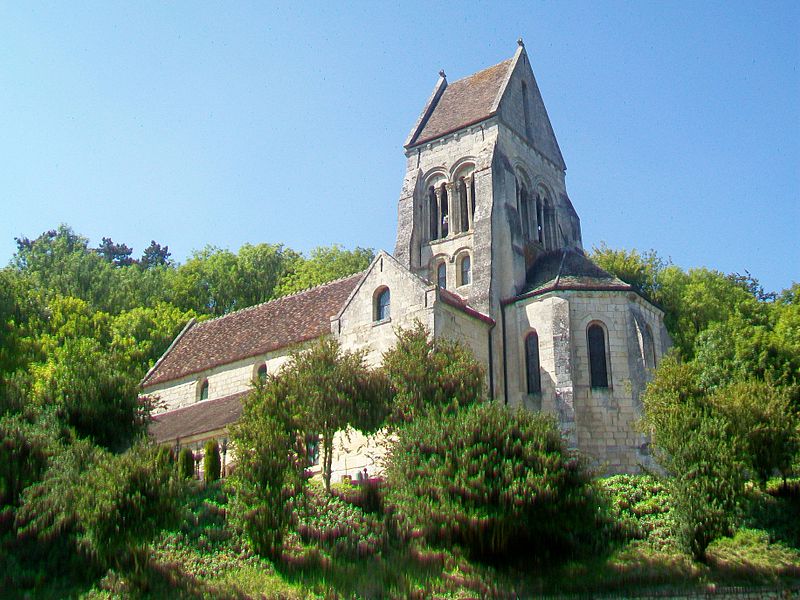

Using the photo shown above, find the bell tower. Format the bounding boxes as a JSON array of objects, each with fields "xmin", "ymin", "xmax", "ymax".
[{"xmin": 395, "ymin": 41, "xmax": 582, "ymax": 316}]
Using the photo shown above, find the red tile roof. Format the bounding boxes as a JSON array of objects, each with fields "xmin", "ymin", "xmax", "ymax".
[
  {"xmin": 438, "ymin": 288, "xmax": 495, "ymax": 325},
  {"xmin": 142, "ymin": 273, "xmax": 363, "ymax": 387},
  {"xmin": 149, "ymin": 391, "xmax": 248, "ymax": 444},
  {"xmin": 408, "ymin": 58, "xmax": 513, "ymax": 147}
]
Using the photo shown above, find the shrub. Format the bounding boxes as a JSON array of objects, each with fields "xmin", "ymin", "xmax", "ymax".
[
  {"xmin": 203, "ymin": 439, "xmax": 221, "ymax": 482},
  {"xmin": 228, "ymin": 377, "xmax": 305, "ymax": 559},
  {"xmin": 381, "ymin": 321, "xmax": 484, "ymax": 423},
  {"xmin": 386, "ymin": 402, "xmax": 601, "ymax": 561},
  {"xmin": 178, "ymin": 447, "xmax": 195, "ymax": 479},
  {"xmin": 156, "ymin": 444, "xmax": 174, "ymax": 467}
]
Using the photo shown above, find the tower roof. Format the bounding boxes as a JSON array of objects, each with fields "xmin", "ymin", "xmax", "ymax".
[{"xmin": 406, "ymin": 57, "xmax": 514, "ymax": 148}]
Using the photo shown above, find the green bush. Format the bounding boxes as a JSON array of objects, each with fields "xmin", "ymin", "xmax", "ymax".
[
  {"xmin": 386, "ymin": 402, "xmax": 601, "ymax": 561},
  {"xmin": 203, "ymin": 439, "xmax": 221, "ymax": 482},
  {"xmin": 156, "ymin": 444, "xmax": 174, "ymax": 467},
  {"xmin": 178, "ymin": 447, "xmax": 195, "ymax": 479}
]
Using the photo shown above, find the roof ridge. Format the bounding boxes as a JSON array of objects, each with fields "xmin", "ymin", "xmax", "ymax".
[
  {"xmin": 449, "ymin": 56, "xmax": 514, "ymax": 86},
  {"xmin": 192, "ymin": 271, "xmax": 367, "ymax": 327}
]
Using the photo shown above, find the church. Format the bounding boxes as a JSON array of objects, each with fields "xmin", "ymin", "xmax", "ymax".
[{"xmin": 144, "ymin": 41, "xmax": 669, "ymax": 475}]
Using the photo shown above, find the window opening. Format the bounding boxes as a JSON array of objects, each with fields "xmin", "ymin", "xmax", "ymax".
[
  {"xmin": 459, "ymin": 178, "xmax": 469, "ymax": 233},
  {"xmin": 588, "ymin": 324, "xmax": 609, "ymax": 388},
  {"xmin": 440, "ymin": 184, "xmax": 449, "ymax": 237},
  {"xmin": 525, "ymin": 331, "xmax": 541, "ymax": 394},
  {"xmin": 460, "ymin": 255, "xmax": 471, "ymax": 286},
  {"xmin": 257, "ymin": 363, "xmax": 268, "ymax": 383},
  {"xmin": 199, "ymin": 379, "xmax": 209, "ymax": 402},
  {"xmin": 437, "ymin": 262, "xmax": 447, "ymax": 289},
  {"xmin": 428, "ymin": 186, "xmax": 438, "ymax": 241},
  {"xmin": 375, "ymin": 288, "xmax": 390, "ymax": 321}
]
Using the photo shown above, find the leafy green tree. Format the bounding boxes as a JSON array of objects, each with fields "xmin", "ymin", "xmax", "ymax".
[
  {"xmin": 381, "ymin": 321, "xmax": 484, "ymax": 423},
  {"xmin": 641, "ymin": 354, "xmax": 745, "ymax": 561},
  {"xmin": 178, "ymin": 447, "xmax": 195, "ymax": 479},
  {"xmin": 234, "ymin": 242, "xmax": 299, "ymax": 307},
  {"xmin": 203, "ymin": 439, "xmax": 221, "ymax": 482},
  {"xmin": 282, "ymin": 337, "xmax": 384, "ymax": 492},
  {"xmin": 274, "ymin": 244, "xmax": 373, "ymax": 297},
  {"xmin": 386, "ymin": 402, "xmax": 600, "ymax": 560},
  {"xmin": 709, "ymin": 380, "xmax": 799, "ymax": 486},
  {"xmin": 590, "ymin": 243, "xmax": 666, "ymax": 301},
  {"xmin": 229, "ymin": 377, "xmax": 305, "ymax": 558}
]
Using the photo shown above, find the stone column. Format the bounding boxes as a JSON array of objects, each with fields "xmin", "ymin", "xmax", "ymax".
[{"xmin": 434, "ymin": 186, "xmax": 443, "ymax": 240}]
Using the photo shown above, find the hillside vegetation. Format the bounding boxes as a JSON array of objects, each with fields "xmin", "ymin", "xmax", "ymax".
[{"xmin": 1, "ymin": 228, "xmax": 798, "ymax": 598}]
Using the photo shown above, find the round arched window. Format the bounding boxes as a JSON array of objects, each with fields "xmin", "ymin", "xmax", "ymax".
[{"xmin": 375, "ymin": 288, "xmax": 390, "ymax": 322}]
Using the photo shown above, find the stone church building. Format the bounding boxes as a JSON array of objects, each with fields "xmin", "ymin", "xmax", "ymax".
[{"xmin": 144, "ymin": 41, "xmax": 669, "ymax": 476}]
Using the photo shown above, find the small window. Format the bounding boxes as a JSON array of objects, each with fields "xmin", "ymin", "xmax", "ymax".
[
  {"xmin": 525, "ymin": 331, "xmax": 541, "ymax": 394},
  {"xmin": 644, "ymin": 324, "xmax": 656, "ymax": 369},
  {"xmin": 459, "ymin": 178, "xmax": 469, "ymax": 233},
  {"xmin": 588, "ymin": 324, "xmax": 609, "ymax": 388},
  {"xmin": 440, "ymin": 184, "xmax": 449, "ymax": 237},
  {"xmin": 437, "ymin": 262, "xmax": 447, "ymax": 289},
  {"xmin": 375, "ymin": 287, "xmax": 390, "ymax": 322},
  {"xmin": 199, "ymin": 379, "xmax": 209, "ymax": 402},
  {"xmin": 428, "ymin": 186, "xmax": 438, "ymax": 240},
  {"xmin": 256, "ymin": 363, "xmax": 268, "ymax": 383},
  {"xmin": 459, "ymin": 255, "xmax": 471, "ymax": 286}
]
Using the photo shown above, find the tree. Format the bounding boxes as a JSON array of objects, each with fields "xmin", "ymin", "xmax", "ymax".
[
  {"xmin": 640, "ymin": 354, "xmax": 745, "ymax": 561},
  {"xmin": 282, "ymin": 337, "xmax": 384, "ymax": 492},
  {"xmin": 203, "ymin": 439, "xmax": 221, "ymax": 482},
  {"xmin": 590, "ymin": 243, "xmax": 666, "ymax": 302},
  {"xmin": 139, "ymin": 240, "xmax": 171, "ymax": 269},
  {"xmin": 381, "ymin": 321, "xmax": 484, "ymax": 423},
  {"xmin": 228, "ymin": 377, "xmax": 305, "ymax": 558},
  {"xmin": 274, "ymin": 245, "xmax": 373, "ymax": 297},
  {"xmin": 177, "ymin": 447, "xmax": 195, "ymax": 479},
  {"xmin": 96, "ymin": 237, "xmax": 134, "ymax": 267},
  {"xmin": 386, "ymin": 402, "xmax": 600, "ymax": 560}
]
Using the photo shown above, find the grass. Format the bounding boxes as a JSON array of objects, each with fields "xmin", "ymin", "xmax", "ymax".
[{"xmin": 7, "ymin": 476, "xmax": 800, "ymax": 598}]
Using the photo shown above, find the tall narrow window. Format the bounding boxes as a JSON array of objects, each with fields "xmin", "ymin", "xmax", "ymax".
[
  {"xmin": 470, "ymin": 177, "xmax": 476, "ymax": 223},
  {"xmin": 459, "ymin": 255, "xmax": 471, "ymax": 286},
  {"xmin": 459, "ymin": 178, "xmax": 469, "ymax": 232},
  {"xmin": 588, "ymin": 324, "xmax": 609, "ymax": 388},
  {"xmin": 644, "ymin": 324, "xmax": 656, "ymax": 369},
  {"xmin": 199, "ymin": 379, "xmax": 209, "ymax": 402},
  {"xmin": 440, "ymin": 184, "xmax": 449, "ymax": 237},
  {"xmin": 536, "ymin": 193, "xmax": 544, "ymax": 244},
  {"xmin": 437, "ymin": 262, "xmax": 447, "ymax": 289},
  {"xmin": 375, "ymin": 287, "xmax": 390, "ymax": 321},
  {"xmin": 257, "ymin": 363, "xmax": 268, "ymax": 383},
  {"xmin": 525, "ymin": 331, "xmax": 541, "ymax": 394},
  {"xmin": 428, "ymin": 186, "xmax": 438, "ymax": 241}
]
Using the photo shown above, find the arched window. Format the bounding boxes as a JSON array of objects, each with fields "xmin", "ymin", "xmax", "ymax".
[
  {"xmin": 536, "ymin": 193, "xmax": 544, "ymax": 244},
  {"xmin": 459, "ymin": 255, "xmax": 471, "ymax": 286},
  {"xmin": 517, "ymin": 178, "xmax": 530, "ymax": 239},
  {"xmin": 198, "ymin": 379, "xmax": 209, "ymax": 402},
  {"xmin": 525, "ymin": 331, "xmax": 541, "ymax": 394},
  {"xmin": 428, "ymin": 186, "xmax": 438, "ymax": 241},
  {"xmin": 256, "ymin": 363, "xmax": 268, "ymax": 383},
  {"xmin": 588, "ymin": 323, "xmax": 609, "ymax": 388},
  {"xmin": 470, "ymin": 177, "xmax": 476, "ymax": 224},
  {"xmin": 375, "ymin": 287, "xmax": 390, "ymax": 322},
  {"xmin": 440, "ymin": 184, "xmax": 449, "ymax": 237},
  {"xmin": 459, "ymin": 178, "xmax": 469, "ymax": 233},
  {"xmin": 437, "ymin": 262, "xmax": 447, "ymax": 289}
]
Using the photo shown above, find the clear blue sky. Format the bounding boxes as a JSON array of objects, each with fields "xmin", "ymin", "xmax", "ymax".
[{"xmin": 1, "ymin": 2, "xmax": 798, "ymax": 293}]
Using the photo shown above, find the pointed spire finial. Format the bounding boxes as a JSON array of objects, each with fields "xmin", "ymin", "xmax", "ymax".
[
  {"xmin": 517, "ymin": 37, "xmax": 525, "ymax": 48},
  {"xmin": 439, "ymin": 69, "xmax": 446, "ymax": 79}
]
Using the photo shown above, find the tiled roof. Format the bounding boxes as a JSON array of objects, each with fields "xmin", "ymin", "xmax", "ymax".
[
  {"xmin": 142, "ymin": 273, "xmax": 363, "ymax": 387},
  {"xmin": 438, "ymin": 288, "xmax": 495, "ymax": 325},
  {"xmin": 516, "ymin": 248, "xmax": 633, "ymax": 300},
  {"xmin": 408, "ymin": 58, "xmax": 514, "ymax": 147},
  {"xmin": 149, "ymin": 391, "xmax": 248, "ymax": 444}
]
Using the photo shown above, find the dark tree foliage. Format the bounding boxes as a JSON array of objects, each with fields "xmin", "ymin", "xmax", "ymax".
[
  {"xmin": 386, "ymin": 402, "xmax": 601, "ymax": 561},
  {"xmin": 178, "ymin": 447, "xmax": 195, "ymax": 479},
  {"xmin": 96, "ymin": 237, "xmax": 134, "ymax": 267},
  {"xmin": 139, "ymin": 240, "xmax": 171, "ymax": 269},
  {"xmin": 203, "ymin": 439, "xmax": 221, "ymax": 482},
  {"xmin": 381, "ymin": 321, "xmax": 484, "ymax": 423}
]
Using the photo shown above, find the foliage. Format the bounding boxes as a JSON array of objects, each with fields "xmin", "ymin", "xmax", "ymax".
[
  {"xmin": 228, "ymin": 377, "xmax": 305, "ymax": 558},
  {"xmin": 641, "ymin": 355, "xmax": 746, "ymax": 561},
  {"xmin": 381, "ymin": 321, "xmax": 484, "ymax": 423},
  {"xmin": 282, "ymin": 337, "xmax": 387, "ymax": 492},
  {"xmin": 386, "ymin": 402, "xmax": 601, "ymax": 561},
  {"xmin": 293, "ymin": 480, "xmax": 386, "ymax": 558},
  {"xmin": 178, "ymin": 447, "xmax": 195, "ymax": 479},
  {"xmin": 274, "ymin": 244, "xmax": 373, "ymax": 297},
  {"xmin": 590, "ymin": 243, "xmax": 666, "ymax": 302},
  {"xmin": 204, "ymin": 439, "xmax": 221, "ymax": 482},
  {"xmin": 709, "ymin": 381, "xmax": 800, "ymax": 486}
]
